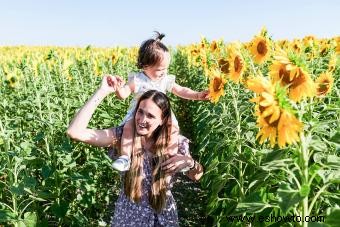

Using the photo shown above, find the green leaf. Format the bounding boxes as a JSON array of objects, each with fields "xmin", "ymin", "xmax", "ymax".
[
  {"xmin": 20, "ymin": 141, "xmax": 33, "ymax": 154},
  {"xmin": 277, "ymin": 183, "xmax": 303, "ymax": 214},
  {"xmin": 51, "ymin": 201, "xmax": 69, "ymax": 218},
  {"xmin": 10, "ymin": 184, "xmax": 25, "ymax": 196},
  {"xmin": 23, "ymin": 212, "xmax": 37, "ymax": 227},
  {"xmin": 325, "ymin": 208, "xmax": 340, "ymax": 226},
  {"xmin": 317, "ymin": 169, "xmax": 340, "ymax": 183},
  {"xmin": 310, "ymin": 139, "xmax": 327, "ymax": 152},
  {"xmin": 42, "ymin": 165, "xmax": 53, "ymax": 179},
  {"xmin": 326, "ymin": 155, "xmax": 340, "ymax": 167},
  {"xmin": 233, "ymin": 202, "xmax": 271, "ymax": 214},
  {"xmin": 23, "ymin": 176, "xmax": 37, "ymax": 188},
  {"xmin": 329, "ymin": 131, "xmax": 340, "ymax": 144},
  {"xmin": 0, "ymin": 209, "xmax": 17, "ymax": 221}
]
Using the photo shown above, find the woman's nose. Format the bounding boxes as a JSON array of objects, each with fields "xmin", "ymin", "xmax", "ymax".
[{"xmin": 140, "ymin": 115, "xmax": 147, "ymax": 123}]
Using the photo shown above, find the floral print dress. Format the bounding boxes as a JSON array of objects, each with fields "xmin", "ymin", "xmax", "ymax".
[{"xmin": 109, "ymin": 127, "xmax": 190, "ymax": 227}]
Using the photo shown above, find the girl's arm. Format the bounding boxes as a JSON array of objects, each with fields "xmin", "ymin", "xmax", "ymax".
[
  {"xmin": 115, "ymin": 78, "xmax": 135, "ymax": 100},
  {"xmin": 66, "ymin": 75, "xmax": 119, "ymax": 147},
  {"xmin": 171, "ymin": 83, "xmax": 209, "ymax": 101}
]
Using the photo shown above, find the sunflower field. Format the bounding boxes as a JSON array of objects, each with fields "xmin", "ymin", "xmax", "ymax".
[{"xmin": 1, "ymin": 29, "xmax": 339, "ymax": 226}]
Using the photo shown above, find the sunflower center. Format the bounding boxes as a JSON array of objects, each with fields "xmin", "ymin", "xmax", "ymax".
[
  {"xmin": 191, "ymin": 49, "xmax": 199, "ymax": 55},
  {"xmin": 210, "ymin": 42, "xmax": 218, "ymax": 51},
  {"xmin": 218, "ymin": 59, "xmax": 230, "ymax": 74},
  {"xmin": 293, "ymin": 44, "xmax": 300, "ymax": 52},
  {"xmin": 317, "ymin": 81, "xmax": 330, "ymax": 95},
  {"xmin": 213, "ymin": 77, "xmax": 222, "ymax": 91},
  {"xmin": 278, "ymin": 66, "xmax": 291, "ymax": 85},
  {"xmin": 290, "ymin": 70, "xmax": 307, "ymax": 89},
  {"xmin": 257, "ymin": 41, "xmax": 268, "ymax": 55},
  {"xmin": 234, "ymin": 56, "xmax": 242, "ymax": 73}
]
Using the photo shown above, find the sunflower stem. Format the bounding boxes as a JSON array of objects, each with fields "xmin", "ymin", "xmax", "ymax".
[
  {"xmin": 228, "ymin": 82, "xmax": 244, "ymax": 198},
  {"xmin": 300, "ymin": 132, "xmax": 309, "ymax": 227}
]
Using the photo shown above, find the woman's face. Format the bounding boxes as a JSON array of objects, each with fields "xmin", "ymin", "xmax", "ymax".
[
  {"xmin": 143, "ymin": 51, "xmax": 170, "ymax": 80},
  {"xmin": 135, "ymin": 98, "xmax": 163, "ymax": 138}
]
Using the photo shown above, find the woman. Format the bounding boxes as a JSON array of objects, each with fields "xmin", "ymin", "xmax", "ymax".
[{"xmin": 67, "ymin": 75, "xmax": 203, "ymax": 226}]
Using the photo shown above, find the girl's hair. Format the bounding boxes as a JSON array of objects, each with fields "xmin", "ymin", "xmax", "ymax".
[
  {"xmin": 137, "ymin": 31, "xmax": 169, "ymax": 69},
  {"xmin": 124, "ymin": 90, "xmax": 172, "ymax": 213}
]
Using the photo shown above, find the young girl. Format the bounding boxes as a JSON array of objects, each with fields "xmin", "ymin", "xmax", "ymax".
[{"xmin": 112, "ymin": 32, "xmax": 209, "ymax": 172}]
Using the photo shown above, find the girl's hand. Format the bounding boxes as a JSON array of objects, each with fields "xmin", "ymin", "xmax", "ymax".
[
  {"xmin": 196, "ymin": 90, "xmax": 210, "ymax": 101},
  {"xmin": 100, "ymin": 75, "xmax": 124, "ymax": 94}
]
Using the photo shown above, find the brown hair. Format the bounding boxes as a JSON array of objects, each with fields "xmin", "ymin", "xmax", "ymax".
[
  {"xmin": 124, "ymin": 90, "xmax": 171, "ymax": 212},
  {"xmin": 137, "ymin": 31, "xmax": 169, "ymax": 69}
]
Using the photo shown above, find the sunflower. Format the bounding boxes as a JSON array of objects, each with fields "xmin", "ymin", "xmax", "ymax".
[
  {"xmin": 277, "ymin": 40, "xmax": 289, "ymax": 50},
  {"xmin": 277, "ymin": 110, "xmax": 303, "ymax": 148},
  {"xmin": 302, "ymin": 35, "xmax": 316, "ymax": 47},
  {"xmin": 210, "ymin": 40, "xmax": 218, "ymax": 52},
  {"xmin": 247, "ymin": 76, "xmax": 302, "ymax": 148},
  {"xmin": 328, "ymin": 53, "xmax": 337, "ymax": 72},
  {"xmin": 249, "ymin": 36, "xmax": 270, "ymax": 64},
  {"xmin": 335, "ymin": 36, "xmax": 340, "ymax": 54},
  {"xmin": 112, "ymin": 53, "xmax": 118, "ymax": 65},
  {"xmin": 269, "ymin": 54, "xmax": 316, "ymax": 102},
  {"xmin": 315, "ymin": 72, "xmax": 334, "ymax": 96},
  {"xmin": 208, "ymin": 70, "xmax": 227, "ymax": 103},
  {"xmin": 290, "ymin": 39, "xmax": 302, "ymax": 53},
  {"xmin": 186, "ymin": 44, "xmax": 201, "ymax": 67},
  {"xmin": 228, "ymin": 46, "xmax": 245, "ymax": 83},
  {"xmin": 288, "ymin": 67, "xmax": 316, "ymax": 102},
  {"xmin": 246, "ymin": 76, "xmax": 273, "ymax": 94}
]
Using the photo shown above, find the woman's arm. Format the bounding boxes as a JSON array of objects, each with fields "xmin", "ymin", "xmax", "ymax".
[
  {"xmin": 66, "ymin": 75, "xmax": 120, "ymax": 147},
  {"xmin": 185, "ymin": 158, "xmax": 204, "ymax": 181},
  {"xmin": 171, "ymin": 83, "xmax": 209, "ymax": 101}
]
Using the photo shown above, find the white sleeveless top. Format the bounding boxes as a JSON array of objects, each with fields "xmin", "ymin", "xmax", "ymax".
[{"xmin": 121, "ymin": 72, "xmax": 178, "ymax": 125}]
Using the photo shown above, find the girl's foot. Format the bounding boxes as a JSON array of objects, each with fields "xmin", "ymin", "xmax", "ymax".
[{"xmin": 112, "ymin": 155, "xmax": 130, "ymax": 171}]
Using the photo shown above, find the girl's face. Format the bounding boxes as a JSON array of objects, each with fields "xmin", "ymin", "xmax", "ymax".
[
  {"xmin": 143, "ymin": 51, "xmax": 171, "ymax": 80},
  {"xmin": 135, "ymin": 98, "xmax": 163, "ymax": 138}
]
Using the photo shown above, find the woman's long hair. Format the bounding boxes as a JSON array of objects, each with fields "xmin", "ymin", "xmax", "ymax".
[{"xmin": 124, "ymin": 90, "xmax": 171, "ymax": 213}]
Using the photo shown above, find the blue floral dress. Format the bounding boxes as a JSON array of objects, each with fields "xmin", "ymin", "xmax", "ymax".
[{"xmin": 108, "ymin": 127, "xmax": 190, "ymax": 227}]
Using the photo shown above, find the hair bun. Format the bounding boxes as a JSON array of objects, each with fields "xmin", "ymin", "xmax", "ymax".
[
  {"xmin": 154, "ymin": 31, "xmax": 165, "ymax": 41},
  {"xmin": 158, "ymin": 33, "xmax": 165, "ymax": 41}
]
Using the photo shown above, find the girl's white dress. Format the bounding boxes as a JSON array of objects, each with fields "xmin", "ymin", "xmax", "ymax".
[{"xmin": 121, "ymin": 72, "xmax": 178, "ymax": 126}]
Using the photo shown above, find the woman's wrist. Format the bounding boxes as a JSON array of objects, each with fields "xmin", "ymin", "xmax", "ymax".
[{"xmin": 188, "ymin": 158, "xmax": 196, "ymax": 170}]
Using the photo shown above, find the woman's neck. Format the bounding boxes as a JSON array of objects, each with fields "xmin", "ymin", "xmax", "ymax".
[{"xmin": 142, "ymin": 136, "xmax": 154, "ymax": 151}]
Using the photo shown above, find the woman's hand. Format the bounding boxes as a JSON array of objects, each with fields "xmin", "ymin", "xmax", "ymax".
[
  {"xmin": 100, "ymin": 75, "xmax": 125, "ymax": 95},
  {"xmin": 161, "ymin": 154, "xmax": 194, "ymax": 174}
]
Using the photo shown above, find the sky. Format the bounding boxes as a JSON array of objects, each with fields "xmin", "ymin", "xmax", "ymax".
[{"xmin": 0, "ymin": 0, "xmax": 339, "ymax": 47}]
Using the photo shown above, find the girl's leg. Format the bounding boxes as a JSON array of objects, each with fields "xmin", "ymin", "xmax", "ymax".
[
  {"xmin": 167, "ymin": 123, "xmax": 179, "ymax": 156},
  {"xmin": 112, "ymin": 120, "xmax": 134, "ymax": 171}
]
